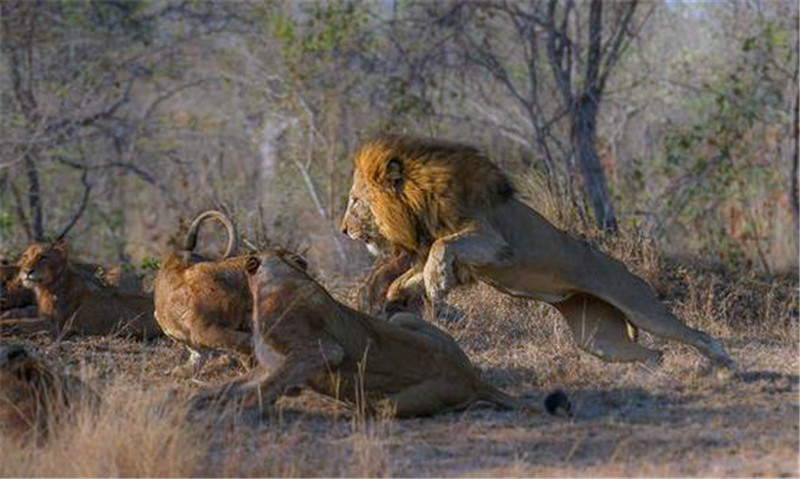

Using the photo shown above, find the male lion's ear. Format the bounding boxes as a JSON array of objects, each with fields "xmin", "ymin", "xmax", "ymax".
[
  {"xmin": 245, "ymin": 256, "xmax": 261, "ymax": 275},
  {"xmin": 385, "ymin": 157, "xmax": 403, "ymax": 192}
]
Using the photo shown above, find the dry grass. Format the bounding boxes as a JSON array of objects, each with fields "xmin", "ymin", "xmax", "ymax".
[{"xmin": 1, "ymin": 181, "xmax": 797, "ymax": 477}]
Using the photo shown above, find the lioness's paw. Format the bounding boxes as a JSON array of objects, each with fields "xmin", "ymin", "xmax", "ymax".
[{"xmin": 423, "ymin": 243, "xmax": 455, "ymax": 301}]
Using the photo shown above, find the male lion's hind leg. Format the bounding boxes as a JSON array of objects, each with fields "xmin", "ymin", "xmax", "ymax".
[
  {"xmin": 554, "ymin": 294, "xmax": 663, "ymax": 367},
  {"xmin": 589, "ymin": 266, "xmax": 736, "ymax": 371}
]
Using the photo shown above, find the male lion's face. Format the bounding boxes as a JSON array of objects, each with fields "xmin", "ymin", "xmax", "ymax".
[
  {"xmin": 17, "ymin": 241, "xmax": 68, "ymax": 289},
  {"xmin": 340, "ymin": 173, "xmax": 389, "ymax": 257}
]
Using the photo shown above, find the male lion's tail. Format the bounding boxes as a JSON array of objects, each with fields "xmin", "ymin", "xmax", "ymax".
[{"xmin": 183, "ymin": 210, "xmax": 238, "ymax": 259}]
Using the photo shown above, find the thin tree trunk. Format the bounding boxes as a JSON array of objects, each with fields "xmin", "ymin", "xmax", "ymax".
[
  {"xmin": 792, "ymin": 88, "xmax": 798, "ymax": 236},
  {"xmin": 573, "ymin": 93, "xmax": 617, "ymax": 232},
  {"xmin": 575, "ymin": 0, "xmax": 617, "ymax": 232},
  {"xmin": 23, "ymin": 154, "xmax": 45, "ymax": 241}
]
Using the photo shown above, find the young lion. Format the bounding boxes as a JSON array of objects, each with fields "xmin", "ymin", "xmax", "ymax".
[
  {"xmin": 154, "ymin": 210, "xmax": 253, "ymax": 375},
  {"xmin": 0, "ymin": 343, "xmax": 98, "ymax": 442},
  {"xmin": 9, "ymin": 240, "xmax": 159, "ymax": 339},
  {"xmin": 1, "ymin": 261, "xmax": 36, "ymax": 319},
  {"xmin": 190, "ymin": 253, "xmax": 572, "ymax": 418},
  {"xmin": 340, "ymin": 135, "xmax": 735, "ymax": 371},
  {"xmin": 1, "ymin": 257, "xmax": 143, "ymax": 323}
]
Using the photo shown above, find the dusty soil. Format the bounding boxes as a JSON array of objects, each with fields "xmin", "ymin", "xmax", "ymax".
[{"xmin": 2, "ymin": 277, "xmax": 797, "ymax": 477}]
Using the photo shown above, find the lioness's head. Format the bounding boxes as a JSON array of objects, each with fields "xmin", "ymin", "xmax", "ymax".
[
  {"xmin": 17, "ymin": 240, "xmax": 69, "ymax": 289},
  {"xmin": 0, "ymin": 344, "xmax": 47, "ymax": 439},
  {"xmin": 0, "ymin": 343, "xmax": 96, "ymax": 442},
  {"xmin": 0, "ymin": 344, "xmax": 40, "ymax": 386},
  {"xmin": 245, "ymin": 251, "xmax": 310, "ymax": 289}
]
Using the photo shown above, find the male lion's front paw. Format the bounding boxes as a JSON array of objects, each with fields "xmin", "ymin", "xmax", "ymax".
[{"xmin": 423, "ymin": 243, "xmax": 455, "ymax": 302}]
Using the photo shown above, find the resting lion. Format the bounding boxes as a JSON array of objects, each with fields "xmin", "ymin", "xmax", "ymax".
[
  {"xmin": 1, "ymin": 260, "xmax": 36, "ymax": 319},
  {"xmin": 190, "ymin": 252, "xmax": 572, "ymax": 418},
  {"xmin": 340, "ymin": 136, "xmax": 735, "ymax": 370},
  {"xmin": 154, "ymin": 210, "xmax": 253, "ymax": 375},
  {"xmin": 0, "ymin": 343, "xmax": 98, "ymax": 442},
  {"xmin": 1, "ymin": 253, "xmax": 145, "ymax": 323},
  {"xmin": 2, "ymin": 240, "xmax": 159, "ymax": 339}
]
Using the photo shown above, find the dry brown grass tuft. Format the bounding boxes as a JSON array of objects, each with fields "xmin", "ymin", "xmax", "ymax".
[{"xmin": 0, "ymin": 379, "xmax": 202, "ymax": 477}]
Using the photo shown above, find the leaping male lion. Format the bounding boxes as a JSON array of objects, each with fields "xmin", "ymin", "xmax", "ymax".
[{"xmin": 340, "ymin": 135, "xmax": 735, "ymax": 371}]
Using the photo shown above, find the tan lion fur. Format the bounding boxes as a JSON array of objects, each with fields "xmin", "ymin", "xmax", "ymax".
[
  {"xmin": 0, "ymin": 261, "xmax": 36, "ymax": 318},
  {"xmin": 190, "ymin": 252, "xmax": 572, "ymax": 419},
  {"xmin": 341, "ymin": 135, "xmax": 735, "ymax": 370},
  {"xmin": 6, "ymin": 240, "xmax": 159, "ymax": 339},
  {"xmin": 154, "ymin": 210, "xmax": 253, "ymax": 375}
]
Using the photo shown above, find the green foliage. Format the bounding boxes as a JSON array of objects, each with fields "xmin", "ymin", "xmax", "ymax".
[
  {"xmin": 659, "ymin": 15, "xmax": 793, "ymax": 270},
  {"xmin": 140, "ymin": 256, "xmax": 161, "ymax": 272}
]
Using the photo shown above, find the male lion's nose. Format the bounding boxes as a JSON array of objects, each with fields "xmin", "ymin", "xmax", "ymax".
[{"xmin": 340, "ymin": 225, "xmax": 348, "ymax": 236}]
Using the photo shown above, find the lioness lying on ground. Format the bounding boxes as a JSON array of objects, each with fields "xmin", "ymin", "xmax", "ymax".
[
  {"xmin": 1, "ymin": 260, "xmax": 36, "ymax": 319},
  {"xmin": 154, "ymin": 210, "xmax": 253, "ymax": 375},
  {"xmin": 0, "ymin": 240, "xmax": 159, "ymax": 339},
  {"xmin": 0, "ymin": 343, "xmax": 98, "ymax": 442},
  {"xmin": 191, "ymin": 252, "xmax": 572, "ymax": 418},
  {"xmin": 340, "ymin": 136, "xmax": 735, "ymax": 371}
]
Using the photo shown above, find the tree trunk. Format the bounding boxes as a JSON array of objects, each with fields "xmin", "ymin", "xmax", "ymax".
[
  {"xmin": 23, "ymin": 153, "xmax": 45, "ymax": 241},
  {"xmin": 573, "ymin": 92, "xmax": 618, "ymax": 232},
  {"xmin": 792, "ymin": 88, "xmax": 798, "ymax": 237}
]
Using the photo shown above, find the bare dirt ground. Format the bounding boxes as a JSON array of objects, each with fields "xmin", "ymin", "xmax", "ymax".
[{"xmin": 1, "ymin": 270, "xmax": 798, "ymax": 477}]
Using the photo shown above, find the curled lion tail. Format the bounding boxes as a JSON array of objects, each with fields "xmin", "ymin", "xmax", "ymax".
[{"xmin": 183, "ymin": 210, "xmax": 238, "ymax": 259}]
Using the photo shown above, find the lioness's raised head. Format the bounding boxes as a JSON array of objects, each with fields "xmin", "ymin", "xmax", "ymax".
[
  {"xmin": 244, "ymin": 251, "xmax": 309, "ymax": 286},
  {"xmin": 0, "ymin": 343, "xmax": 97, "ymax": 442},
  {"xmin": 17, "ymin": 240, "xmax": 69, "ymax": 289},
  {"xmin": 341, "ymin": 135, "xmax": 514, "ymax": 253}
]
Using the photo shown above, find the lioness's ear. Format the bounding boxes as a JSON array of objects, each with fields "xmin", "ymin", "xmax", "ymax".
[
  {"xmin": 385, "ymin": 157, "xmax": 403, "ymax": 192},
  {"xmin": 52, "ymin": 238, "xmax": 69, "ymax": 256},
  {"xmin": 245, "ymin": 256, "xmax": 261, "ymax": 275}
]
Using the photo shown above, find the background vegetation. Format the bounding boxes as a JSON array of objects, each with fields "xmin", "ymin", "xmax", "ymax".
[{"xmin": 1, "ymin": 0, "xmax": 797, "ymax": 278}]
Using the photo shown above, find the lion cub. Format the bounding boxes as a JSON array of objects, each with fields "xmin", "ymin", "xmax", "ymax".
[
  {"xmin": 191, "ymin": 253, "xmax": 571, "ymax": 418},
  {"xmin": 0, "ymin": 343, "xmax": 98, "ymax": 442},
  {"xmin": 10, "ymin": 240, "xmax": 158, "ymax": 339},
  {"xmin": 154, "ymin": 210, "xmax": 253, "ymax": 375}
]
